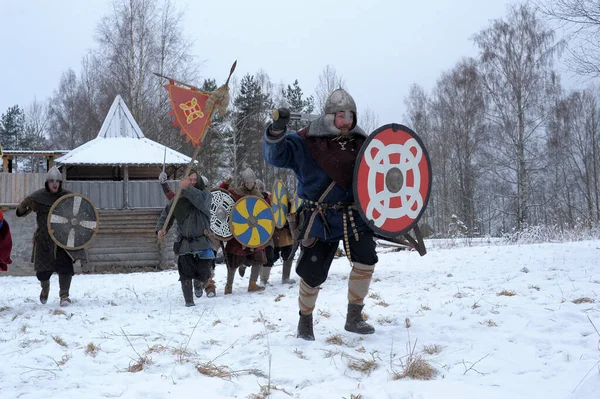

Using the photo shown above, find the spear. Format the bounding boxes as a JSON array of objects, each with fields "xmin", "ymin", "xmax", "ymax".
[{"xmin": 160, "ymin": 61, "xmax": 237, "ymax": 234}]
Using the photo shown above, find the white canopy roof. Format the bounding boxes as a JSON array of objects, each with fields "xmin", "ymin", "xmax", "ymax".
[{"xmin": 56, "ymin": 95, "xmax": 191, "ymax": 166}]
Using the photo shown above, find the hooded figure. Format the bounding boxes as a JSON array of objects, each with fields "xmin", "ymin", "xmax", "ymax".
[
  {"xmin": 16, "ymin": 166, "xmax": 86, "ymax": 306},
  {"xmin": 156, "ymin": 168, "xmax": 214, "ymax": 306},
  {"xmin": 158, "ymin": 169, "xmax": 216, "ymax": 298}
]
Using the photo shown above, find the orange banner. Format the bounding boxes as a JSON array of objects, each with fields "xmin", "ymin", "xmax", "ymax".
[{"xmin": 165, "ymin": 83, "xmax": 214, "ymax": 147}]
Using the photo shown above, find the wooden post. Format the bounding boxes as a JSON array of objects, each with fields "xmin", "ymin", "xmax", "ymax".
[
  {"xmin": 123, "ymin": 165, "xmax": 129, "ymax": 209},
  {"xmin": 61, "ymin": 166, "xmax": 67, "ymax": 181},
  {"xmin": 2, "ymin": 156, "xmax": 7, "ymax": 172}
]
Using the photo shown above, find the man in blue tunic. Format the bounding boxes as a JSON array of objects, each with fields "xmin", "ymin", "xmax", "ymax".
[{"xmin": 263, "ymin": 89, "xmax": 378, "ymax": 341}]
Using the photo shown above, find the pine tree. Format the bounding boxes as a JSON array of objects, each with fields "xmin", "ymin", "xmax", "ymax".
[
  {"xmin": 227, "ymin": 74, "xmax": 272, "ymax": 180},
  {"xmin": 0, "ymin": 105, "xmax": 27, "ymax": 150},
  {"xmin": 283, "ymin": 79, "xmax": 315, "ymax": 132}
]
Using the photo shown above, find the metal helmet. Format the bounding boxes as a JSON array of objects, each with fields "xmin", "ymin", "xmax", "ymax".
[
  {"xmin": 324, "ymin": 89, "xmax": 357, "ymax": 115},
  {"xmin": 46, "ymin": 166, "xmax": 62, "ymax": 182},
  {"xmin": 255, "ymin": 179, "xmax": 264, "ymax": 191},
  {"xmin": 201, "ymin": 176, "xmax": 208, "ymax": 186},
  {"xmin": 241, "ymin": 167, "xmax": 256, "ymax": 184}
]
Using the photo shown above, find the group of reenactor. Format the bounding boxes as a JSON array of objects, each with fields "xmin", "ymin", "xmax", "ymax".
[
  {"xmin": 12, "ymin": 88, "xmax": 400, "ymax": 342},
  {"xmin": 154, "ymin": 88, "xmax": 382, "ymax": 341},
  {"xmin": 156, "ymin": 166, "xmax": 297, "ymax": 306}
]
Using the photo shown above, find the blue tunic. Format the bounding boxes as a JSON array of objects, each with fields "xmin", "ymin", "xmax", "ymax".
[{"xmin": 263, "ymin": 125, "xmax": 371, "ymax": 241}]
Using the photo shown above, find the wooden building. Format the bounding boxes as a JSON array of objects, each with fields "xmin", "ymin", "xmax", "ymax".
[{"xmin": 53, "ymin": 95, "xmax": 193, "ymax": 272}]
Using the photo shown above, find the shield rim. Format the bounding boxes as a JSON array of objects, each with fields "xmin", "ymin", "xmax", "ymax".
[
  {"xmin": 229, "ymin": 195, "xmax": 275, "ymax": 249},
  {"xmin": 271, "ymin": 180, "xmax": 289, "ymax": 228},
  {"xmin": 47, "ymin": 193, "xmax": 100, "ymax": 250},
  {"xmin": 209, "ymin": 188, "xmax": 235, "ymax": 241},
  {"xmin": 352, "ymin": 123, "xmax": 432, "ymax": 239}
]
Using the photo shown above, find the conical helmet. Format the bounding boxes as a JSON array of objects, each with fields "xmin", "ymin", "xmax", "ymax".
[
  {"xmin": 241, "ymin": 168, "xmax": 256, "ymax": 184},
  {"xmin": 324, "ymin": 89, "xmax": 357, "ymax": 115},
  {"xmin": 255, "ymin": 179, "xmax": 265, "ymax": 191},
  {"xmin": 45, "ymin": 166, "xmax": 62, "ymax": 182}
]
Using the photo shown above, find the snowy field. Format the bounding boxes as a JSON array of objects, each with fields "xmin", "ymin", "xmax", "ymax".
[{"xmin": 1, "ymin": 240, "xmax": 599, "ymax": 399}]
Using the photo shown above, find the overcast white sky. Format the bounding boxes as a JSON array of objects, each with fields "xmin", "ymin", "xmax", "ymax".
[{"xmin": 1, "ymin": 0, "xmax": 566, "ymax": 127}]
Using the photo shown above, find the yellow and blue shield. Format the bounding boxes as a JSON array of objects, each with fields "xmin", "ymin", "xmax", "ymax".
[
  {"xmin": 271, "ymin": 180, "xmax": 288, "ymax": 228},
  {"xmin": 230, "ymin": 195, "xmax": 275, "ymax": 248},
  {"xmin": 289, "ymin": 192, "xmax": 303, "ymax": 214}
]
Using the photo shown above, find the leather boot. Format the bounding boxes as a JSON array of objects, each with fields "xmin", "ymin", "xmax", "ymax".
[
  {"xmin": 181, "ymin": 280, "xmax": 195, "ymax": 307},
  {"xmin": 281, "ymin": 259, "xmax": 296, "ymax": 284},
  {"xmin": 193, "ymin": 279, "xmax": 204, "ymax": 298},
  {"xmin": 260, "ymin": 266, "xmax": 271, "ymax": 285},
  {"xmin": 224, "ymin": 284, "xmax": 233, "ymax": 295},
  {"xmin": 344, "ymin": 304, "xmax": 375, "ymax": 334},
  {"xmin": 58, "ymin": 274, "xmax": 72, "ymax": 307},
  {"xmin": 248, "ymin": 280, "xmax": 265, "ymax": 292},
  {"xmin": 39, "ymin": 280, "xmax": 50, "ymax": 304},
  {"xmin": 204, "ymin": 280, "xmax": 216, "ymax": 297},
  {"xmin": 297, "ymin": 311, "xmax": 315, "ymax": 341}
]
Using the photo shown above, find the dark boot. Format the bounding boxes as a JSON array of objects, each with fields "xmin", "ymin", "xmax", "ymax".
[
  {"xmin": 181, "ymin": 280, "xmax": 195, "ymax": 307},
  {"xmin": 238, "ymin": 265, "xmax": 246, "ymax": 277},
  {"xmin": 344, "ymin": 304, "xmax": 375, "ymax": 335},
  {"xmin": 193, "ymin": 279, "xmax": 204, "ymax": 298},
  {"xmin": 297, "ymin": 311, "xmax": 315, "ymax": 341},
  {"xmin": 58, "ymin": 275, "xmax": 72, "ymax": 307},
  {"xmin": 39, "ymin": 280, "xmax": 50, "ymax": 304}
]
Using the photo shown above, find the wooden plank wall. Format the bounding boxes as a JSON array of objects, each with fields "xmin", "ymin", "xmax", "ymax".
[
  {"xmin": 85, "ymin": 209, "xmax": 176, "ymax": 273},
  {"xmin": 1, "ymin": 173, "xmax": 175, "ymax": 209},
  {"xmin": 0, "ymin": 173, "xmax": 45, "ymax": 205}
]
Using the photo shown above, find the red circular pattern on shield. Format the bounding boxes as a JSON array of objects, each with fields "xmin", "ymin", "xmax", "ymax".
[{"xmin": 354, "ymin": 124, "xmax": 431, "ymax": 238}]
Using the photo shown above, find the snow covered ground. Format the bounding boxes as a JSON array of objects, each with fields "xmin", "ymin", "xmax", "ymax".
[{"xmin": 1, "ymin": 240, "xmax": 599, "ymax": 399}]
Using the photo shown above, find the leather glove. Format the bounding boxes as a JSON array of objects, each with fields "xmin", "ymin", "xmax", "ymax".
[
  {"xmin": 272, "ymin": 108, "xmax": 290, "ymax": 131},
  {"xmin": 224, "ymin": 175, "xmax": 233, "ymax": 185},
  {"xmin": 158, "ymin": 172, "xmax": 168, "ymax": 184}
]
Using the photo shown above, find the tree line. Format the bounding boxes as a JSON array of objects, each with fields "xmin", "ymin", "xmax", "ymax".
[
  {"xmin": 405, "ymin": 1, "xmax": 600, "ymax": 236},
  {"xmin": 1, "ymin": 0, "xmax": 599, "ymax": 237}
]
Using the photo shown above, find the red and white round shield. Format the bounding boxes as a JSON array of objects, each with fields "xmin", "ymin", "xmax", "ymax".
[{"xmin": 353, "ymin": 124, "xmax": 431, "ymax": 238}]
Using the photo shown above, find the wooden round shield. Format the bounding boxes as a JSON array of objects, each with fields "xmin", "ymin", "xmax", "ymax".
[
  {"xmin": 210, "ymin": 188, "xmax": 235, "ymax": 240},
  {"xmin": 289, "ymin": 192, "xmax": 303, "ymax": 214},
  {"xmin": 47, "ymin": 193, "xmax": 100, "ymax": 250},
  {"xmin": 271, "ymin": 180, "xmax": 288, "ymax": 228},
  {"xmin": 353, "ymin": 123, "xmax": 432, "ymax": 238},
  {"xmin": 230, "ymin": 195, "xmax": 275, "ymax": 248}
]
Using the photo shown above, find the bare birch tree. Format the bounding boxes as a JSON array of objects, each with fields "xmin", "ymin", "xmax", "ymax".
[
  {"xmin": 473, "ymin": 3, "xmax": 563, "ymax": 230},
  {"xmin": 315, "ymin": 64, "xmax": 346, "ymax": 112},
  {"xmin": 431, "ymin": 58, "xmax": 488, "ymax": 235},
  {"xmin": 537, "ymin": 0, "xmax": 600, "ymax": 78}
]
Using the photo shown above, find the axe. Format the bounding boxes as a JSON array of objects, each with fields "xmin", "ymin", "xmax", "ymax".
[{"xmin": 272, "ymin": 109, "xmax": 319, "ymax": 122}]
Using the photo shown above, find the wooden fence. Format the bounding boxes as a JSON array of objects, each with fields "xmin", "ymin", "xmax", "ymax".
[
  {"xmin": 0, "ymin": 173, "xmax": 45, "ymax": 205},
  {"xmin": 0, "ymin": 173, "xmax": 175, "ymax": 209}
]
